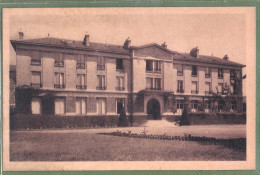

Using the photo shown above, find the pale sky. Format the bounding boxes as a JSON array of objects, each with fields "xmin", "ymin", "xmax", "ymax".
[{"xmin": 8, "ymin": 8, "xmax": 247, "ymax": 95}]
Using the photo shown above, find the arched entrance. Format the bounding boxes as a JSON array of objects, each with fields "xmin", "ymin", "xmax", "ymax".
[{"xmin": 147, "ymin": 98, "xmax": 161, "ymax": 120}]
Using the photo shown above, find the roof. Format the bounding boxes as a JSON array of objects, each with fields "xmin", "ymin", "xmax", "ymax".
[
  {"xmin": 173, "ymin": 53, "xmax": 245, "ymax": 67},
  {"xmin": 131, "ymin": 43, "xmax": 178, "ymax": 54},
  {"xmin": 10, "ymin": 37, "xmax": 131, "ymax": 54}
]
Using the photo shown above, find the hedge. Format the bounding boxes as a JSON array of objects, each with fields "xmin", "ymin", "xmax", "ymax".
[{"xmin": 10, "ymin": 114, "xmax": 120, "ymax": 130}]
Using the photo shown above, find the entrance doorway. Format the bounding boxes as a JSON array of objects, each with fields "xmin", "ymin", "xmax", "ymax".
[{"xmin": 147, "ymin": 98, "xmax": 161, "ymax": 120}]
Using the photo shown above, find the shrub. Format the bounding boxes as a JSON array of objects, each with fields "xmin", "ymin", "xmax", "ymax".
[
  {"xmin": 179, "ymin": 107, "xmax": 190, "ymax": 126},
  {"xmin": 118, "ymin": 108, "xmax": 129, "ymax": 127}
]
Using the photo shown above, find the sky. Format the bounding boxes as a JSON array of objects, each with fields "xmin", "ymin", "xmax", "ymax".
[{"xmin": 8, "ymin": 8, "xmax": 247, "ymax": 95}]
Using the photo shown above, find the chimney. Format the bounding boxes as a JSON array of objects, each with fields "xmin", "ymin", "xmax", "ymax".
[
  {"xmin": 223, "ymin": 55, "xmax": 229, "ymax": 61},
  {"xmin": 161, "ymin": 42, "xmax": 167, "ymax": 48},
  {"xmin": 19, "ymin": 32, "xmax": 24, "ymax": 39},
  {"xmin": 82, "ymin": 34, "xmax": 90, "ymax": 46},
  {"xmin": 190, "ymin": 47, "xmax": 199, "ymax": 58},
  {"xmin": 123, "ymin": 37, "xmax": 131, "ymax": 49}
]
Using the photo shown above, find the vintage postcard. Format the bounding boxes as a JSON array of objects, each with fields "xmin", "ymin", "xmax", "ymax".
[{"xmin": 2, "ymin": 7, "xmax": 256, "ymax": 171}]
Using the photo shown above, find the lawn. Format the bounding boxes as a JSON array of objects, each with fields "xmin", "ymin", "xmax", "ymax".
[{"xmin": 10, "ymin": 131, "xmax": 246, "ymax": 161}]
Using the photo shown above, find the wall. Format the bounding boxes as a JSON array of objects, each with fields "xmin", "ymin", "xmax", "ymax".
[
  {"xmin": 16, "ymin": 53, "xmax": 31, "ymax": 86},
  {"xmin": 163, "ymin": 62, "xmax": 174, "ymax": 91},
  {"xmin": 132, "ymin": 58, "xmax": 146, "ymax": 92},
  {"xmin": 42, "ymin": 58, "xmax": 54, "ymax": 88}
]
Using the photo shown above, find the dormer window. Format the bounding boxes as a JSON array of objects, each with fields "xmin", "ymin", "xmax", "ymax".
[{"xmin": 116, "ymin": 58, "xmax": 124, "ymax": 71}]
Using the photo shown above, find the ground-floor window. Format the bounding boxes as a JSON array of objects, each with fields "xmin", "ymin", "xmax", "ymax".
[
  {"xmin": 204, "ymin": 100, "xmax": 210, "ymax": 113},
  {"xmin": 190, "ymin": 100, "xmax": 198, "ymax": 112},
  {"xmin": 176, "ymin": 100, "xmax": 184, "ymax": 115},
  {"xmin": 97, "ymin": 98, "xmax": 106, "ymax": 115},
  {"xmin": 76, "ymin": 97, "xmax": 86, "ymax": 114},
  {"xmin": 55, "ymin": 97, "xmax": 65, "ymax": 115},
  {"xmin": 31, "ymin": 97, "xmax": 41, "ymax": 114},
  {"xmin": 116, "ymin": 98, "xmax": 125, "ymax": 114}
]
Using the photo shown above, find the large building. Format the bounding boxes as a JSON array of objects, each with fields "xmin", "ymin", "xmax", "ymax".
[{"xmin": 10, "ymin": 33, "xmax": 245, "ymax": 122}]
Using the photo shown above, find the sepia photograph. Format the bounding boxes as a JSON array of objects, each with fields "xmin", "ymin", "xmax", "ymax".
[{"xmin": 2, "ymin": 7, "xmax": 256, "ymax": 171}]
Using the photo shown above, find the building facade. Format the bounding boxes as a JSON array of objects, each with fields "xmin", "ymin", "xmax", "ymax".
[{"xmin": 11, "ymin": 34, "xmax": 245, "ymax": 121}]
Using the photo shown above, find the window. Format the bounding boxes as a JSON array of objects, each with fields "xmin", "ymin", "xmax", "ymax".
[
  {"xmin": 218, "ymin": 68, "xmax": 223, "ymax": 79},
  {"xmin": 177, "ymin": 65, "xmax": 183, "ymax": 76},
  {"xmin": 154, "ymin": 78, "xmax": 161, "ymax": 90},
  {"xmin": 231, "ymin": 101, "xmax": 237, "ymax": 111},
  {"xmin": 205, "ymin": 67, "xmax": 211, "ymax": 78},
  {"xmin": 191, "ymin": 81, "xmax": 198, "ymax": 94},
  {"xmin": 76, "ymin": 98, "xmax": 86, "ymax": 114},
  {"xmin": 192, "ymin": 65, "xmax": 197, "ymax": 76},
  {"xmin": 97, "ymin": 75, "xmax": 106, "ymax": 90},
  {"xmin": 116, "ymin": 76, "xmax": 125, "ymax": 91},
  {"xmin": 204, "ymin": 100, "xmax": 210, "ymax": 113},
  {"xmin": 77, "ymin": 55, "xmax": 85, "ymax": 69},
  {"xmin": 116, "ymin": 98, "xmax": 125, "ymax": 114},
  {"xmin": 76, "ymin": 74, "xmax": 86, "ymax": 89},
  {"xmin": 55, "ymin": 98, "xmax": 65, "ymax": 115},
  {"xmin": 177, "ymin": 80, "xmax": 184, "ymax": 93},
  {"xmin": 217, "ymin": 83, "xmax": 223, "ymax": 95},
  {"xmin": 97, "ymin": 57, "xmax": 105, "ymax": 70},
  {"xmin": 176, "ymin": 100, "xmax": 184, "ymax": 115},
  {"xmin": 54, "ymin": 53, "xmax": 64, "ymax": 67},
  {"xmin": 116, "ymin": 59, "xmax": 124, "ymax": 71},
  {"xmin": 146, "ymin": 77, "xmax": 153, "ymax": 89},
  {"xmin": 97, "ymin": 98, "xmax": 106, "ymax": 115},
  {"xmin": 230, "ymin": 69, "xmax": 235, "ymax": 79},
  {"xmin": 31, "ymin": 97, "xmax": 41, "ymax": 114},
  {"xmin": 31, "ymin": 51, "xmax": 41, "ymax": 66},
  {"xmin": 230, "ymin": 84, "xmax": 234, "ymax": 94},
  {"xmin": 146, "ymin": 78, "xmax": 161, "ymax": 90},
  {"xmin": 205, "ymin": 82, "xmax": 211, "ymax": 94},
  {"xmin": 191, "ymin": 100, "xmax": 198, "ymax": 112},
  {"xmin": 31, "ymin": 71, "xmax": 41, "ymax": 88},
  {"xmin": 146, "ymin": 60, "xmax": 153, "ymax": 72},
  {"xmin": 154, "ymin": 61, "xmax": 161, "ymax": 72},
  {"xmin": 54, "ymin": 73, "xmax": 65, "ymax": 88}
]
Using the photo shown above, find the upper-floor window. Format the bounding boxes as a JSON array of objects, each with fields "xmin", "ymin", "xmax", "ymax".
[
  {"xmin": 76, "ymin": 74, "xmax": 86, "ymax": 89},
  {"xmin": 230, "ymin": 69, "xmax": 235, "ymax": 79},
  {"xmin": 146, "ymin": 60, "xmax": 153, "ymax": 72},
  {"xmin": 177, "ymin": 65, "xmax": 183, "ymax": 76},
  {"xmin": 31, "ymin": 51, "xmax": 41, "ymax": 66},
  {"xmin": 205, "ymin": 67, "xmax": 211, "ymax": 78},
  {"xmin": 97, "ymin": 57, "xmax": 105, "ymax": 70},
  {"xmin": 146, "ymin": 77, "xmax": 161, "ymax": 90},
  {"xmin": 192, "ymin": 65, "xmax": 197, "ymax": 76},
  {"xmin": 31, "ymin": 71, "xmax": 41, "ymax": 88},
  {"xmin": 205, "ymin": 82, "xmax": 211, "ymax": 95},
  {"xmin": 54, "ymin": 72, "xmax": 65, "ymax": 89},
  {"xmin": 191, "ymin": 81, "xmax": 198, "ymax": 94},
  {"xmin": 77, "ymin": 55, "xmax": 85, "ymax": 69},
  {"xmin": 116, "ymin": 76, "xmax": 125, "ymax": 91},
  {"xmin": 154, "ymin": 61, "xmax": 161, "ymax": 72},
  {"xmin": 217, "ymin": 83, "xmax": 223, "ymax": 95},
  {"xmin": 116, "ymin": 59, "xmax": 124, "ymax": 71},
  {"xmin": 54, "ymin": 53, "xmax": 64, "ymax": 67},
  {"xmin": 218, "ymin": 68, "xmax": 223, "ymax": 79},
  {"xmin": 97, "ymin": 75, "xmax": 106, "ymax": 90},
  {"xmin": 177, "ymin": 80, "xmax": 184, "ymax": 93}
]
